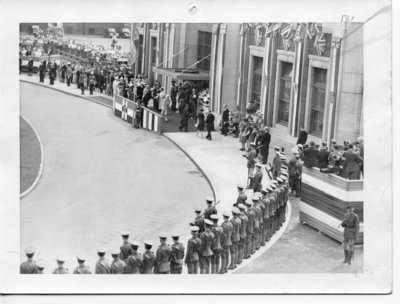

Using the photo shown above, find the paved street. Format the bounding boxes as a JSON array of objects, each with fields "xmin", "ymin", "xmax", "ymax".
[{"xmin": 20, "ymin": 82, "xmax": 212, "ymax": 271}]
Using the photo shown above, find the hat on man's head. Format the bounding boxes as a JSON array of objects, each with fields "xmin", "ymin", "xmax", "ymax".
[
  {"xmin": 24, "ymin": 246, "xmax": 35, "ymax": 255},
  {"xmin": 210, "ymin": 214, "xmax": 219, "ymax": 221},
  {"xmin": 222, "ymin": 210, "xmax": 230, "ymax": 218},
  {"xmin": 190, "ymin": 226, "xmax": 200, "ymax": 232},
  {"xmin": 205, "ymin": 196, "xmax": 213, "ymax": 203},
  {"xmin": 232, "ymin": 207, "xmax": 241, "ymax": 214},
  {"xmin": 204, "ymin": 219, "xmax": 213, "ymax": 226},
  {"xmin": 237, "ymin": 184, "xmax": 245, "ymax": 190}
]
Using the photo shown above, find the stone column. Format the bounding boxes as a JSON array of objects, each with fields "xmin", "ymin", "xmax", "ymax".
[
  {"xmin": 209, "ymin": 24, "xmax": 219, "ymax": 112},
  {"xmin": 215, "ymin": 24, "xmax": 227, "ymax": 114}
]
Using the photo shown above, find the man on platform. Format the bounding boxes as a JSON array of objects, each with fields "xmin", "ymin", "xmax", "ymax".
[
  {"xmin": 296, "ymin": 126, "xmax": 308, "ymax": 145},
  {"xmin": 303, "ymin": 141, "xmax": 318, "ymax": 168},
  {"xmin": 342, "ymin": 143, "xmax": 363, "ymax": 180},
  {"xmin": 317, "ymin": 141, "xmax": 330, "ymax": 169},
  {"xmin": 340, "ymin": 205, "xmax": 360, "ymax": 265}
]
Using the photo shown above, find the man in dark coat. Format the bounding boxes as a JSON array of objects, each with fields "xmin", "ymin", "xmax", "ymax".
[
  {"xmin": 297, "ymin": 126, "xmax": 308, "ymax": 145},
  {"xmin": 27, "ymin": 57, "xmax": 34, "ymax": 76},
  {"xmin": 221, "ymin": 104, "xmax": 230, "ymax": 136},
  {"xmin": 205, "ymin": 110, "xmax": 215, "ymax": 140},
  {"xmin": 317, "ymin": 141, "xmax": 330, "ymax": 169},
  {"xmin": 258, "ymin": 127, "xmax": 271, "ymax": 164},
  {"xmin": 342, "ymin": 143, "xmax": 363, "ymax": 180},
  {"xmin": 340, "ymin": 205, "xmax": 360, "ymax": 265},
  {"xmin": 179, "ymin": 105, "xmax": 190, "ymax": 132},
  {"xmin": 39, "ymin": 62, "xmax": 45, "ymax": 83},
  {"xmin": 302, "ymin": 141, "xmax": 318, "ymax": 168},
  {"xmin": 170, "ymin": 81, "xmax": 178, "ymax": 111}
]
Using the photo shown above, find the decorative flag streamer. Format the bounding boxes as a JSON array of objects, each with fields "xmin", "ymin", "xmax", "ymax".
[{"xmin": 314, "ymin": 32, "xmax": 326, "ymax": 56}]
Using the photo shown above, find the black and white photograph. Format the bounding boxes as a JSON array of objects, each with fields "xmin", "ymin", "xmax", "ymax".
[{"xmin": 0, "ymin": 0, "xmax": 395, "ymax": 298}]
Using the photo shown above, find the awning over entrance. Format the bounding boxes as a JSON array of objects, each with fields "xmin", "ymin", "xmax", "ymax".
[{"xmin": 152, "ymin": 67, "xmax": 210, "ymax": 81}]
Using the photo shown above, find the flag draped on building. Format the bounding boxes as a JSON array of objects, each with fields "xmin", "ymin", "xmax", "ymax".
[{"xmin": 127, "ymin": 23, "xmax": 140, "ymax": 67}]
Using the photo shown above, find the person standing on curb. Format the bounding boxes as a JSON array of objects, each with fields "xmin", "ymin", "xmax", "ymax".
[
  {"xmin": 185, "ymin": 226, "xmax": 202, "ymax": 274},
  {"xmin": 125, "ymin": 242, "xmax": 142, "ymax": 274},
  {"xmin": 237, "ymin": 204, "xmax": 248, "ymax": 265},
  {"xmin": 73, "ymin": 256, "xmax": 91, "ymax": 274},
  {"xmin": 170, "ymin": 234, "xmax": 185, "ymax": 274},
  {"xmin": 199, "ymin": 219, "xmax": 214, "ymax": 274},
  {"xmin": 220, "ymin": 210, "xmax": 233, "ymax": 273},
  {"xmin": 205, "ymin": 110, "xmax": 215, "ymax": 140},
  {"xmin": 154, "ymin": 234, "xmax": 171, "ymax": 274},
  {"xmin": 228, "ymin": 207, "xmax": 241, "ymax": 270},
  {"xmin": 20, "ymin": 246, "xmax": 38, "ymax": 274},
  {"xmin": 196, "ymin": 108, "xmax": 205, "ymax": 137},
  {"xmin": 52, "ymin": 258, "xmax": 69, "ymax": 274},
  {"xmin": 110, "ymin": 250, "xmax": 126, "ymax": 274},
  {"xmin": 140, "ymin": 241, "xmax": 156, "ymax": 274},
  {"xmin": 95, "ymin": 248, "xmax": 111, "ymax": 274},
  {"xmin": 210, "ymin": 214, "xmax": 224, "ymax": 274},
  {"xmin": 119, "ymin": 231, "xmax": 133, "ymax": 262},
  {"xmin": 340, "ymin": 205, "xmax": 360, "ymax": 265}
]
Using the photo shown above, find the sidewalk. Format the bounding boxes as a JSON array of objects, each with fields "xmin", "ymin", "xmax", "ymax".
[
  {"xmin": 20, "ymin": 74, "xmax": 114, "ymax": 108},
  {"xmin": 164, "ymin": 133, "xmax": 363, "ymax": 274},
  {"xmin": 20, "ymin": 74, "xmax": 363, "ymax": 273}
]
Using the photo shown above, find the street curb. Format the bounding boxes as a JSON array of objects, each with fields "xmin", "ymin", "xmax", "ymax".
[
  {"xmin": 20, "ymin": 79, "xmax": 112, "ymax": 109},
  {"xmin": 163, "ymin": 134, "xmax": 219, "ymax": 203},
  {"xmin": 20, "ymin": 115, "xmax": 44, "ymax": 199},
  {"xmin": 231, "ymin": 201, "xmax": 292, "ymax": 274},
  {"xmin": 163, "ymin": 133, "xmax": 293, "ymax": 274}
]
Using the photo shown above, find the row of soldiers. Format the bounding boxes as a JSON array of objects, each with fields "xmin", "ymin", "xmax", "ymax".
[{"xmin": 20, "ymin": 177, "xmax": 289, "ymax": 275}]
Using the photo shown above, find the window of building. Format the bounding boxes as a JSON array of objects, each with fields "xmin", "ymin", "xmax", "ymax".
[
  {"xmin": 151, "ymin": 37, "xmax": 157, "ymax": 66},
  {"xmin": 88, "ymin": 28, "xmax": 95, "ymax": 35},
  {"xmin": 310, "ymin": 67, "xmax": 327, "ymax": 136},
  {"xmin": 247, "ymin": 56, "xmax": 263, "ymax": 114},
  {"xmin": 197, "ymin": 31, "xmax": 212, "ymax": 71},
  {"xmin": 278, "ymin": 61, "xmax": 293, "ymax": 125}
]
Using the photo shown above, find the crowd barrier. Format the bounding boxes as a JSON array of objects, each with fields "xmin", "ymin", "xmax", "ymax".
[
  {"xmin": 299, "ymin": 167, "xmax": 364, "ymax": 244},
  {"xmin": 113, "ymin": 94, "xmax": 165, "ymax": 134}
]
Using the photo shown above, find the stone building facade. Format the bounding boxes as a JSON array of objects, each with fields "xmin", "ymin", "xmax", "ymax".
[{"xmin": 136, "ymin": 22, "xmax": 363, "ymax": 149}]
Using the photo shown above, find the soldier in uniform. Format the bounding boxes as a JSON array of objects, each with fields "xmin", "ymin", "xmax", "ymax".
[
  {"xmin": 154, "ymin": 234, "xmax": 171, "ymax": 274},
  {"xmin": 125, "ymin": 241, "xmax": 143, "ymax": 274},
  {"xmin": 252, "ymin": 164, "xmax": 264, "ymax": 193},
  {"xmin": 66, "ymin": 64, "xmax": 73, "ymax": 86},
  {"xmin": 244, "ymin": 200, "xmax": 255, "ymax": 258},
  {"xmin": 235, "ymin": 184, "xmax": 248, "ymax": 207},
  {"xmin": 253, "ymin": 194, "xmax": 263, "ymax": 250},
  {"xmin": 119, "ymin": 231, "xmax": 133, "ymax": 262},
  {"xmin": 140, "ymin": 241, "xmax": 156, "ymax": 274},
  {"xmin": 269, "ymin": 183, "xmax": 279, "ymax": 233},
  {"xmin": 276, "ymin": 177, "xmax": 285, "ymax": 227},
  {"xmin": 190, "ymin": 206, "xmax": 205, "ymax": 234},
  {"xmin": 95, "ymin": 248, "xmax": 111, "ymax": 274},
  {"xmin": 203, "ymin": 197, "xmax": 217, "ymax": 221},
  {"xmin": 245, "ymin": 145, "xmax": 257, "ymax": 189},
  {"xmin": 220, "ymin": 210, "xmax": 233, "ymax": 274},
  {"xmin": 340, "ymin": 205, "xmax": 360, "ymax": 265},
  {"xmin": 199, "ymin": 219, "xmax": 214, "ymax": 274},
  {"xmin": 210, "ymin": 214, "xmax": 224, "ymax": 274},
  {"xmin": 185, "ymin": 226, "xmax": 202, "ymax": 274},
  {"xmin": 78, "ymin": 70, "xmax": 86, "ymax": 95},
  {"xmin": 237, "ymin": 204, "xmax": 248, "ymax": 264},
  {"xmin": 52, "ymin": 257, "xmax": 69, "ymax": 274},
  {"xmin": 36, "ymin": 260, "xmax": 46, "ymax": 274},
  {"xmin": 110, "ymin": 249, "xmax": 126, "ymax": 274},
  {"xmin": 261, "ymin": 187, "xmax": 272, "ymax": 243},
  {"xmin": 228, "ymin": 207, "xmax": 241, "ymax": 269},
  {"xmin": 73, "ymin": 256, "xmax": 92, "ymax": 274},
  {"xmin": 20, "ymin": 246, "xmax": 38, "ymax": 274},
  {"xmin": 258, "ymin": 189, "xmax": 267, "ymax": 246},
  {"xmin": 272, "ymin": 146, "xmax": 281, "ymax": 178},
  {"xmin": 170, "ymin": 234, "xmax": 185, "ymax": 274}
]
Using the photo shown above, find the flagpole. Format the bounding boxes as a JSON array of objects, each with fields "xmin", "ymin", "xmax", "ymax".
[
  {"xmin": 156, "ymin": 46, "xmax": 188, "ymax": 68},
  {"xmin": 178, "ymin": 54, "xmax": 211, "ymax": 74}
]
